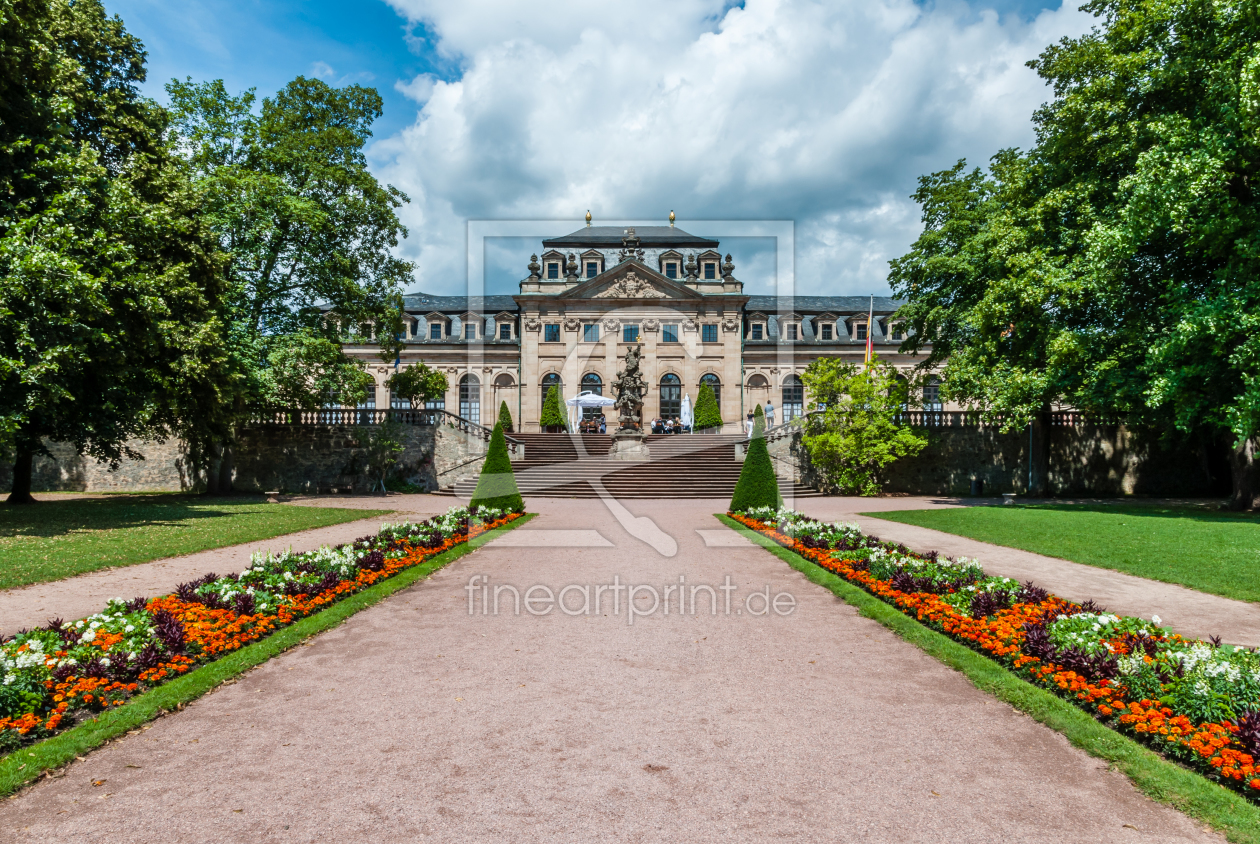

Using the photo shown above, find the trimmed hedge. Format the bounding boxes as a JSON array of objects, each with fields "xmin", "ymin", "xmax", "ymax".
[
  {"xmin": 730, "ymin": 433, "xmax": 782, "ymax": 510},
  {"xmin": 498, "ymin": 400, "xmax": 514, "ymax": 433},
  {"xmin": 694, "ymin": 382, "xmax": 722, "ymax": 430},
  {"xmin": 470, "ymin": 423, "xmax": 525, "ymax": 512},
  {"xmin": 753, "ymin": 404, "xmax": 766, "ymax": 436},
  {"xmin": 539, "ymin": 385, "xmax": 567, "ymax": 432}
]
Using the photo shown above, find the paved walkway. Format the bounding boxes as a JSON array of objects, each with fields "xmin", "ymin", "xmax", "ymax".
[
  {"xmin": 0, "ymin": 495, "xmax": 452, "ymax": 633},
  {"xmin": 5, "ymin": 498, "xmax": 1219, "ymax": 842},
  {"xmin": 789, "ymin": 497, "xmax": 1260, "ymax": 647}
]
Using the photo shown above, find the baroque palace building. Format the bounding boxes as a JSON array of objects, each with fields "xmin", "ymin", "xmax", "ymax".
[{"xmin": 337, "ymin": 220, "xmax": 936, "ymax": 432}]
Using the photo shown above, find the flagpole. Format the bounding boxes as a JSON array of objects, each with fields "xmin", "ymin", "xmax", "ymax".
[{"xmin": 864, "ymin": 294, "xmax": 874, "ymax": 367}]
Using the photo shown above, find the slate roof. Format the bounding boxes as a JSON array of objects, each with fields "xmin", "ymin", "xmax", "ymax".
[
  {"xmin": 745, "ymin": 295, "xmax": 904, "ymax": 313},
  {"xmin": 401, "ymin": 292, "xmax": 519, "ymax": 312},
  {"xmin": 543, "ymin": 226, "xmax": 719, "ymax": 249}
]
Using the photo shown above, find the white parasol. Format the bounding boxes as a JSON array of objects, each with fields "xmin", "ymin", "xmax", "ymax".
[
  {"xmin": 566, "ymin": 390, "xmax": 615, "ymax": 429},
  {"xmin": 680, "ymin": 393, "xmax": 693, "ymax": 432}
]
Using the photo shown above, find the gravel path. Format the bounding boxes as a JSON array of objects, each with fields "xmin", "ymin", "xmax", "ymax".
[
  {"xmin": 790, "ymin": 497, "xmax": 1260, "ymax": 647},
  {"xmin": 0, "ymin": 495, "xmax": 452, "ymax": 634},
  {"xmin": 3, "ymin": 498, "xmax": 1221, "ymax": 842}
]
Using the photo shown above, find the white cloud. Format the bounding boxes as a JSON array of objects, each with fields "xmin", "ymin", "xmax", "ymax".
[
  {"xmin": 373, "ymin": 0, "xmax": 1092, "ymax": 296},
  {"xmin": 309, "ymin": 60, "xmax": 336, "ymax": 79}
]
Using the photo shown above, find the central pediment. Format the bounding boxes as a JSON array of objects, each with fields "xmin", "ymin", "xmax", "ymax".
[{"xmin": 561, "ymin": 260, "xmax": 702, "ymax": 301}]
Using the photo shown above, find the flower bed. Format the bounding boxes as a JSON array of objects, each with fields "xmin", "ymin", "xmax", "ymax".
[
  {"xmin": 729, "ymin": 506, "xmax": 1260, "ymax": 802},
  {"xmin": 0, "ymin": 506, "xmax": 520, "ymax": 751}
]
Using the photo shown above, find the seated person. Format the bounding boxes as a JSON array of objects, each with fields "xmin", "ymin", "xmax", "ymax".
[
  {"xmin": 673, "ymin": 417, "xmax": 683, "ymax": 433},
  {"xmin": 652, "ymin": 418, "xmax": 664, "ymax": 434}
]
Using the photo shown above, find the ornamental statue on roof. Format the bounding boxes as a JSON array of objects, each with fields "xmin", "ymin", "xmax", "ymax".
[{"xmin": 617, "ymin": 227, "xmax": 645, "ymax": 264}]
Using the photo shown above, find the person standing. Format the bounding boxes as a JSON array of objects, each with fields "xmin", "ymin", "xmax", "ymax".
[
  {"xmin": 765, "ymin": 400, "xmax": 776, "ymax": 428},
  {"xmin": 745, "ymin": 411, "xmax": 754, "ymax": 437}
]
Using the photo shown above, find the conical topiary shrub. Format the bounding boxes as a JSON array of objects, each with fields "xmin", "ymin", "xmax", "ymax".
[
  {"xmin": 469, "ymin": 422, "xmax": 524, "ymax": 512},
  {"xmin": 539, "ymin": 385, "xmax": 567, "ymax": 432},
  {"xmin": 498, "ymin": 400, "xmax": 514, "ymax": 433},
  {"xmin": 730, "ymin": 431, "xmax": 783, "ymax": 511},
  {"xmin": 694, "ymin": 382, "xmax": 722, "ymax": 431},
  {"xmin": 753, "ymin": 404, "xmax": 766, "ymax": 436}
]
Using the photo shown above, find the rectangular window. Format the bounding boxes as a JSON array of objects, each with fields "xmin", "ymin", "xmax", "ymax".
[
  {"xmin": 786, "ymin": 324, "xmax": 798, "ymax": 340},
  {"xmin": 665, "ymin": 263, "xmax": 677, "ymax": 279},
  {"xmin": 390, "ymin": 390, "xmax": 410, "ymax": 410},
  {"xmin": 821, "ymin": 323, "xmax": 833, "ymax": 340},
  {"xmin": 547, "ymin": 263, "xmax": 560, "ymax": 279},
  {"xmin": 583, "ymin": 323, "xmax": 600, "ymax": 342},
  {"xmin": 704, "ymin": 263, "xmax": 716, "ymax": 279},
  {"xmin": 544, "ymin": 323, "xmax": 560, "ymax": 342},
  {"xmin": 662, "ymin": 323, "xmax": 679, "ymax": 343},
  {"xmin": 464, "ymin": 323, "xmax": 476, "ymax": 340},
  {"xmin": 856, "ymin": 322, "xmax": 868, "ymax": 341},
  {"xmin": 586, "ymin": 262, "xmax": 599, "ymax": 277},
  {"xmin": 499, "ymin": 323, "xmax": 512, "ymax": 340},
  {"xmin": 430, "ymin": 322, "xmax": 443, "ymax": 340},
  {"xmin": 701, "ymin": 324, "xmax": 718, "ymax": 343},
  {"xmin": 891, "ymin": 324, "xmax": 904, "ymax": 340},
  {"xmin": 751, "ymin": 324, "xmax": 763, "ymax": 340},
  {"xmin": 623, "ymin": 324, "xmax": 639, "ymax": 343}
]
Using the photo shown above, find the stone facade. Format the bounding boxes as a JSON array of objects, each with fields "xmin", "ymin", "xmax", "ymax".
[{"xmin": 333, "ymin": 222, "xmax": 939, "ymax": 434}]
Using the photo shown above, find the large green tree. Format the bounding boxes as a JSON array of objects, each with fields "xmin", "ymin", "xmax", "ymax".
[
  {"xmin": 164, "ymin": 75, "xmax": 415, "ymax": 491},
  {"xmin": 0, "ymin": 0, "xmax": 230, "ymax": 504},
  {"xmin": 890, "ymin": 0, "xmax": 1260, "ymax": 509}
]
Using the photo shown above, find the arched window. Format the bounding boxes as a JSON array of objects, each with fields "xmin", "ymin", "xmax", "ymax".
[
  {"xmin": 659, "ymin": 373, "xmax": 682, "ymax": 420},
  {"xmin": 923, "ymin": 375, "xmax": 942, "ymax": 411},
  {"xmin": 493, "ymin": 373, "xmax": 516, "ymax": 389},
  {"xmin": 746, "ymin": 373, "xmax": 769, "ymax": 389},
  {"xmin": 541, "ymin": 372, "xmax": 562, "ymax": 410},
  {"xmin": 580, "ymin": 373, "xmax": 603, "ymax": 420},
  {"xmin": 782, "ymin": 374, "xmax": 803, "ymax": 422},
  {"xmin": 699, "ymin": 373, "xmax": 721, "ymax": 404},
  {"xmin": 459, "ymin": 374, "xmax": 480, "ymax": 425}
]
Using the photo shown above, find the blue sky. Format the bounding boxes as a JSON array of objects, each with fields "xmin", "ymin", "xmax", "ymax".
[{"xmin": 107, "ymin": 0, "xmax": 1087, "ymax": 298}]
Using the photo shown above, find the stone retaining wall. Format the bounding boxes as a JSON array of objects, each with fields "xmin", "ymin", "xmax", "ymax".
[{"xmin": 1, "ymin": 423, "xmax": 518, "ymax": 496}]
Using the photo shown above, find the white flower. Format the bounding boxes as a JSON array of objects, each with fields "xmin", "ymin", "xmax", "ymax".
[{"xmin": 1152, "ymin": 615, "xmax": 1162, "ymax": 625}]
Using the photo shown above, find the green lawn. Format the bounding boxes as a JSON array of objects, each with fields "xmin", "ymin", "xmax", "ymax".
[
  {"xmin": 0, "ymin": 495, "xmax": 391, "ymax": 591},
  {"xmin": 863, "ymin": 503, "xmax": 1260, "ymax": 604}
]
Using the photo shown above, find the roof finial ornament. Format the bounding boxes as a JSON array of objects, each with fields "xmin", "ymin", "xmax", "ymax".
[
  {"xmin": 669, "ymin": 210, "xmax": 675, "ymax": 228},
  {"xmin": 585, "ymin": 210, "xmax": 592, "ymax": 227}
]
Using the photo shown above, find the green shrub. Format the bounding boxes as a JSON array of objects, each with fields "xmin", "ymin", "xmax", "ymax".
[
  {"xmin": 469, "ymin": 423, "xmax": 525, "ymax": 512},
  {"xmin": 753, "ymin": 404, "xmax": 766, "ymax": 436},
  {"xmin": 498, "ymin": 400, "xmax": 514, "ymax": 433},
  {"xmin": 694, "ymin": 382, "xmax": 722, "ymax": 430},
  {"xmin": 730, "ymin": 432, "xmax": 782, "ymax": 511},
  {"xmin": 539, "ymin": 385, "xmax": 567, "ymax": 432}
]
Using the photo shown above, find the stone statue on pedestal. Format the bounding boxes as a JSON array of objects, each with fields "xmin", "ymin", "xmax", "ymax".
[{"xmin": 609, "ymin": 345, "xmax": 650, "ymax": 460}]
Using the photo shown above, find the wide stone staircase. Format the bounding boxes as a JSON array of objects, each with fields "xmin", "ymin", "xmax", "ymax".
[{"xmin": 438, "ymin": 432, "xmax": 823, "ymax": 500}]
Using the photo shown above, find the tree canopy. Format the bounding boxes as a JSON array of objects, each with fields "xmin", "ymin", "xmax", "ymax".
[
  {"xmin": 0, "ymin": 0, "xmax": 230, "ymax": 503},
  {"xmin": 889, "ymin": 0, "xmax": 1260, "ymax": 508}
]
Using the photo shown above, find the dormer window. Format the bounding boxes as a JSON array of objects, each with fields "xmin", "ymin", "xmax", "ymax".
[
  {"xmin": 821, "ymin": 323, "xmax": 833, "ymax": 340},
  {"xmin": 430, "ymin": 323, "xmax": 443, "ymax": 340},
  {"xmin": 751, "ymin": 324, "xmax": 763, "ymax": 340},
  {"xmin": 786, "ymin": 323, "xmax": 798, "ymax": 341},
  {"xmin": 665, "ymin": 262, "xmax": 678, "ymax": 279},
  {"xmin": 546, "ymin": 262, "xmax": 561, "ymax": 279},
  {"xmin": 703, "ymin": 262, "xmax": 717, "ymax": 280},
  {"xmin": 890, "ymin": 322, "xmax": 905, "ymax": 341},
  {"xmin": 855, "ymin": 321, "xmax": 868, "ymax": 341},
  {"xmin": 465, "ymin": 323, "xmax": 476, "ymax": 340},
  {"xmin": 586, "ymin": 262, "xmax": 599, "ymax": 277}
]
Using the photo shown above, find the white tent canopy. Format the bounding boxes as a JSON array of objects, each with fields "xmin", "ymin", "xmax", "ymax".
[{"xmin": 566, "ymin": 390, "xmax": 615, "ymax": 431}]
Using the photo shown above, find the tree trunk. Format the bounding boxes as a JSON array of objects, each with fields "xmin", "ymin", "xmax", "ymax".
[
  {"xmin": 1226, "ymin": 435, "xmax": 1259, "ymax": 511},
  {"xmin": 204, "ymin": 442, "xmax": 223, "ymax": 495},
  {"xmin": 217, "ymin": 445, "xmax": 234, "ymax": 495},
  {"xmin": 1027, "ymin": 410, "xmax": 1051, "ymax": 497},
  {"xmin": 5, "ymin": 446, "xmax": 36, "ymax": 505}
]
